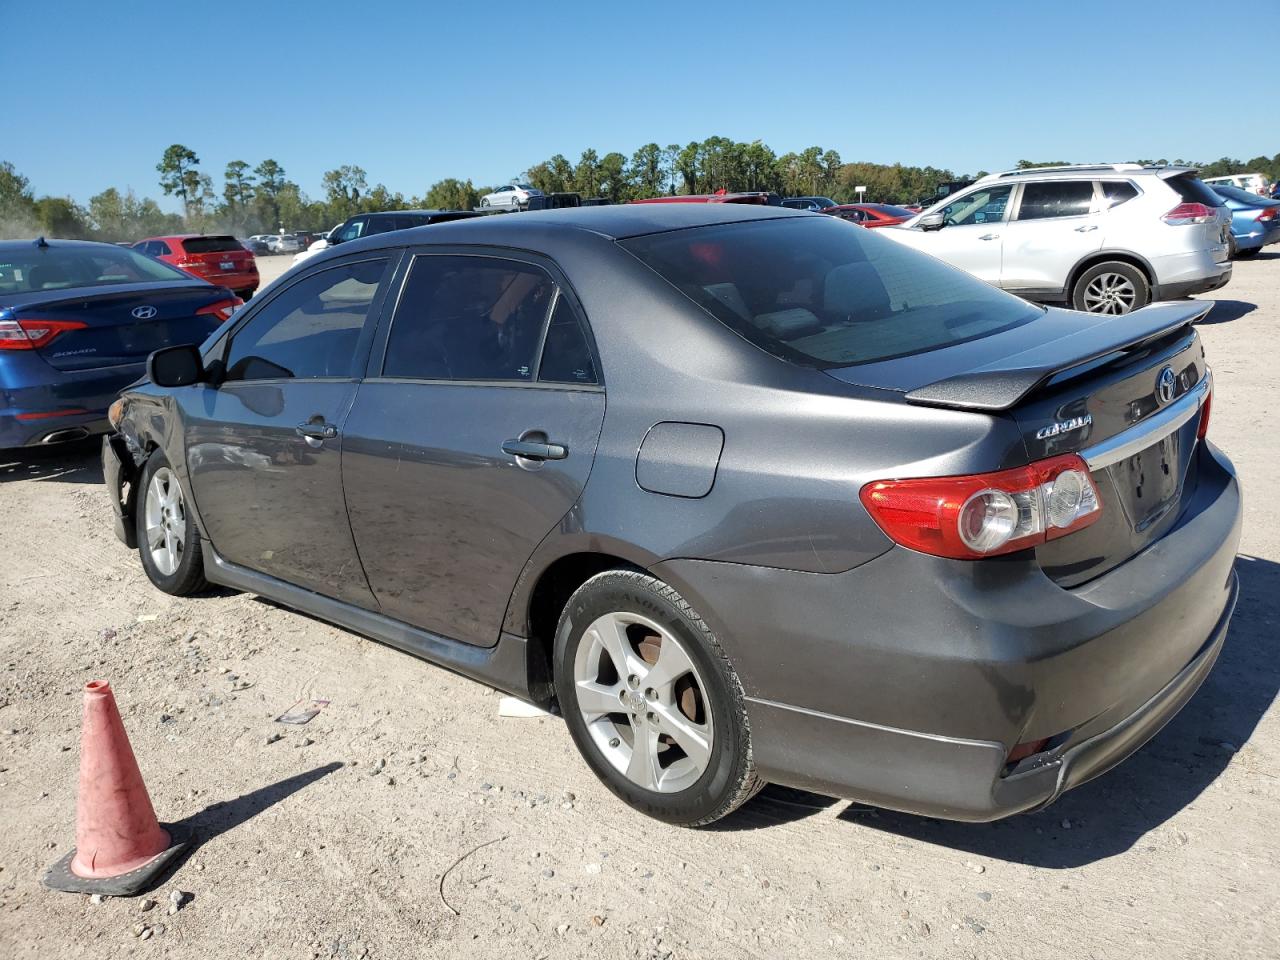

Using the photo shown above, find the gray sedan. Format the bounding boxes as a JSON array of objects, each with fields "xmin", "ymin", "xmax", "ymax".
[{"xmin": 103, "ymin": 205, "xmax": 1241, "ymax": 826}]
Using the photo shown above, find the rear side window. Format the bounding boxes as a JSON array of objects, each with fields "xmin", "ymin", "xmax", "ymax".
[
  {"xmin": 382, "ymin": 255, "xmax": 555, "ymax": 381},
  {"xmin": 622, "ymin": 217, "xmax": 1040, "ymax": 368},
  {"xmin": 1101, "ymin": 180, "xmax": 1139, "ymax": 207},
  {"xmin": 224, "ymin": 259, "xmax": 391, "ymax": 381},
  {"xmin": 1167, "ymin": 174, "xmax": 1224, "ymax": 206},
  {"xmin": 1016, "ymin": 181, "xmax": 1094, "ymax": 220},
  {"xmin": 182, "ymin": 236, "xmax": 243, "ymax": 254},
  {"xmin": 538, "ymin": 295, "xmax": 598, "ymax": 384}
]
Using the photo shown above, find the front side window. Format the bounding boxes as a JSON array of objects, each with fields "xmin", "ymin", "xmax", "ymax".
[
  {"xmin": 381, "ymin": 256, "xmax": 555, "ymax": 381},
  {"xmin": 223, "ymin": 258, "xmax": 391, "ymax": 381},
  {"xmin": 622, "ymin": 216, "xmax": 1040, "ymax": 369},
  {"xmin": 939, "ymin": 185, "xmax": 1012, "ymax": 226},
  {"xmin": 1016, "ymin": 181, "xmax": 1095, "ymax": 220}
]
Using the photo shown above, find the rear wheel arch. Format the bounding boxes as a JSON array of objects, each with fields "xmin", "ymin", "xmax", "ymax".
[
  {"xmin": 519, "ymin": 551, "xmax": 648, "ymax": 698},
  {"xmin": 1067, "ymin": 250, "xmax": 1154, "ymax": 297}
]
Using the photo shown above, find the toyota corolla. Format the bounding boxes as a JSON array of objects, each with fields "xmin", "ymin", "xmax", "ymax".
[{"xmin": 102, "ymin": 205, "xmax": 1241, "ymax": 826}]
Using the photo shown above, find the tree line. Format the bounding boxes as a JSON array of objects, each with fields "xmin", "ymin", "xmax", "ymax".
[{"xmin": 3, "ymin": 140, "xmax": 1278, "ymax": 243}]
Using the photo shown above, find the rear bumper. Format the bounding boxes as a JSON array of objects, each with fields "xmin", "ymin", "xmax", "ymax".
[
  {"xmin": 1150, "ymin": 248, "xmax": 1231, "ymax": 300},
  {"xmin": 1155, "ymin": 267, "xmax": 1231, "ymax": 300},
  {"xmin": 1233, "ymin": 222, "xmax": 1280, "ymax": 252},
  {"xmin": 0, "ymin": 361, "xmax": 144, "ymax": 449},
  {"xmin": 189, "ymin": 270, "xmax": 258, "ymax": 291},
  {"xmin": 653, "ymin": 444, "xmax": 1242, "ymax": 820}
]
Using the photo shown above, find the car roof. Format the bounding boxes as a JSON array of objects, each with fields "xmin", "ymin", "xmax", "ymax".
[
  {"xmin": 976, "ymin": 164, "xmax": 1194, "ymax": 183},
  {"xmin": 328, "ymin": 204, "xmax": 808, "ymax": 254},
  {"xmin": 0, "ymin": 237, "xmax": 144, "ymax": 253}
]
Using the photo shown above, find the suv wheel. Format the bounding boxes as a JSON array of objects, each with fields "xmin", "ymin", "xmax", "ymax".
[
  {"xmin": 554, "ymin": 570, "xmax": 762, "ymax": 826},
  {"xmin": 1072, "ymin": 261, "xmax": 1150, "ymax": 315},
  {"xmin": 136, "ymin": 451, "xmax": 207, "ymax": 596}
]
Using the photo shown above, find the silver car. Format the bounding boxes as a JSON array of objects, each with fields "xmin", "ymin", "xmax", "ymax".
[
  {"xmin": 884, "ymin": 164, "xmax": 1232, "ymax": 314},
  {"xmin": 480, "ymin": 183, "xmax": 543, "ymax": 210}
]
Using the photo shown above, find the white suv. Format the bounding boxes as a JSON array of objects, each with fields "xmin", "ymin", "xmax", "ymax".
[{"xmin": 883, "ymin": 165, "xmax": 1232, "ymax": 314}]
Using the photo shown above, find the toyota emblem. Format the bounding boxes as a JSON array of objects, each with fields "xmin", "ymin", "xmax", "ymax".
[
  {"xmin": 131, "ymin": 305, "xmax": 157, "ymax": 320},
  {"xmin": 1156, "ymin": 366, "xmax": 1176, "ymax": 405}
]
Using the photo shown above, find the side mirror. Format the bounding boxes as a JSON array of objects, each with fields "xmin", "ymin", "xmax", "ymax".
[
  {"xmin": 148, "ymin": 344, "xmax": 205, "ymax": 388},
  {"xmin": 919, "ymin": 212, "xmax": 945, "ymax": 231}
]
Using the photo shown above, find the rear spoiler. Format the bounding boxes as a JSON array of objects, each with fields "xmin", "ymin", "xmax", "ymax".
[{"xmin": 905, "ymin": 301, "xmax": 1212, "ymax": 411}]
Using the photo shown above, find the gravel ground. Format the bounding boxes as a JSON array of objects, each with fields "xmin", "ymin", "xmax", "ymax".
[{"xmin": 1, "ymin": 254, "xmax": 1277, "ymax": 960}]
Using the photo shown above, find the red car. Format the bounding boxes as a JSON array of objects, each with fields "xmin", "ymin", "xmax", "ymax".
[
  {"xmin": 629, "ymin": 191, "xmax": 771, "ymax": 205},
  {"xmin": 827, "ymin": 203, "xmax": 916, "ymax": 227},
  {"xmin": 132, "ymin": 235, "xmax": 259, "ymax": 300}
]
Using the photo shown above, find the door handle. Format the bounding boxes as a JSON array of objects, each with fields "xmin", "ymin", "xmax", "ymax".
[
  {"xmin": 502, "ymin": 439, "xmax": 568, "ymax": 461},
  {"xmin": 1075, "ymin": 224, "xmax": 1099, "ymax": 232},
  {"xmin": 295, "ymin": 420, "xmax": 338, "ymax": 444},
  {"xmin": 978, "ymin": 233, "xmax": 1000, "ymax": 240}
]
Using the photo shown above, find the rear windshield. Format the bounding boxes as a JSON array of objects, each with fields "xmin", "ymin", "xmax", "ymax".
[
  {"xmin": 621, "ymin": 217, "xmax": 1041, "ymax": 368},
  {"xmin": 0, "ymin": 246, "xmax": 192, "ymax": 294},
  {"xmin": 181, "ymin": 236, "xmax": 244, "ymax": 254},
  {"xmin": 867, "ymin": 204, "xmax": 915, "ymax": 217},
  {"xmin": 1167, "ymin": 174, "xmax": 1224, "ymax": 206},
  {"xmin": 1209, "ymin": 183, "xmax": 1270, "ymax": 204}
]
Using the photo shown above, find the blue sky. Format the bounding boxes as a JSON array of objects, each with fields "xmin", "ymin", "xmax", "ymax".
[{"xmin": 5, "ymin": 0, "xmax": 1272, "ymax": 210}]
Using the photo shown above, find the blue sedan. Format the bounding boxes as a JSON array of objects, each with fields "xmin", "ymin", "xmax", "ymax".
[
  {"xmin": 1209, "ymin": 183, "xmax": 1280, "ymax": 258},
  {"xmin": 1, "ymin": 239, "xmax": 241, "ymax": 448}
]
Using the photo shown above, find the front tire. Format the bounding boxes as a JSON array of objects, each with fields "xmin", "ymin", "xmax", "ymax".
[
  {"xmin": 1071, "ymin": 261, "xmax": 1150, "ymax": 315},
  {"xmin": 135, "ymin": 451, "xmax": 207, "ymax": 596},
  {"xmin": 554, "ymin": 570, "xmax": 761, "ymax": 826}
]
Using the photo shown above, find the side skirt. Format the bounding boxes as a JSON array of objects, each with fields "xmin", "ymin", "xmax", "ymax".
[{"xmin": 201, "ymin": 541, "xmax": 548, "ymax": 703}]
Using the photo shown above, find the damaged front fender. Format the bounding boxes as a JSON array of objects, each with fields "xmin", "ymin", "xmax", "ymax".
[{"xmin": 102, "ymin": 434, "xmax": 141, "ymax": 549}]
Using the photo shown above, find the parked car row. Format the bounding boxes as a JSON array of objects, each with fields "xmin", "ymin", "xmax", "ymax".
[{"xmin": 96, "ymin": 203, "xmax": 1241, "ymax": 828}]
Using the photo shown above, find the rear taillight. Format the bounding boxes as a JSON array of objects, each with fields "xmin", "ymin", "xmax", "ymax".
[
  {"xmin": 195, "ymin": 298, "xmax": 243, "ymax": 322},
  {"xmin": 1256, "ymin": 207, "xmax": 1278, "ymax": 222},
  {"xmin": 860, "ymin": 454, "xmax": 1102, "ymax": 560},
  {"xmin": 1198, "ymin": 389, "xmax": 1212, "ymax": 440},
  {"xmin": 0, "ymin": 318, "xmax": 88, "ymax": 350},
  {"xmin": 1161, "ymin": 202, "xmax": 1216, "ymax": 225}
]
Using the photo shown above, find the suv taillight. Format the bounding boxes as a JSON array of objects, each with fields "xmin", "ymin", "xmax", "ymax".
[
  {"xmin": 860, "ymin": 454, "xmax": 1102, "ymax": 560},
  {"xmin": 0, "ymin": 318, "xmax": 88, "ymax": 350},
  {"xmin": 1162, "ymin": 202, "xmax": 1216, "ymax": 225}
]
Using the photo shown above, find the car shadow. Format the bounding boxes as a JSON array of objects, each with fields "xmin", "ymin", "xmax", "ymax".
[
  {"xmin": 829, "ymin": 554, "xmax": 1278, "ymax": 867},
  {"xmin": 716, "ymin": 556, "xmax": 1277, "ymax": 861},
  {"xmin": 0, "ymin": 438, "xmax": 103, "ymax": 485},
  {"xmin": 1196, "ymin": 299, "xmax": 1257, "ymax": 324}
]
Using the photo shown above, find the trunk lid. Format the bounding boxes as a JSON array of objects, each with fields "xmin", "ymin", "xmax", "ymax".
[
  {"xmin": 827, "ymin": 300, "xmax": 1213, "ymax": 585},
  {"xmin": 12, "ymin": 281, "xmax": 233, "ymax": 371}
]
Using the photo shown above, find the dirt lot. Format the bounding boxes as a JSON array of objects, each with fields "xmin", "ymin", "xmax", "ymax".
[{"xmin": 2, "ymin": 255, "xmax": 1278, "ymax": 960}]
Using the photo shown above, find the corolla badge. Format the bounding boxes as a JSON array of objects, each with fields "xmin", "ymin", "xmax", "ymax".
[
  {"xmin": 1156, "ymin": 366, "xmax": 1177, "ymax": 405},
  {"xmin": 1035, "ymin": 414, "xmax": 1093, "ymax": 441},
  {"xmin": 131, "ymin": 305, "xmax": 157, "ymax": 320}
]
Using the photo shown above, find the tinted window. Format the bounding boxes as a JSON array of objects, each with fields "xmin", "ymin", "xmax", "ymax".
[
  {"xmin": 156, "ymin": 241, "xmax": 173, "ymax": 256},
  {"xmin": 622, "ymin": 217, "xmax": 1040, "ymax": 368},
  {"xmin": 182, "ymin": 236, "xmax": 243, "ymax": 254},
  {"xmin": 538, "ymin": 295, "xmax": 598, "ymax": 385},
  {"xmin": 1168, "ymin": 174, "xmax": 1223, "ymax": 206},
  {"xmin": 0, "ymin": 246, "xmax": 190, "ymax": 293},
  {"xmin": 1210, "ymin": 183, "xmax": 1267, "ymax": 204},
  {"xmin": 224, "ymin": 258, "xmax": 390, "ymax": 381},
  {"xmin": 382, "ymin": 256, "xmax": 555, "ymax": 381},
  {"xmin": 938, "ymin": 185, "xmax": 1011, "ymax": 225},
  {"xmin": 1101, "ymin": 180, "xmax": 1139, "ymax": 207},
  {"xmin": 1016, "ymin": 181, "xmax": 1095, "ymax": 220}
]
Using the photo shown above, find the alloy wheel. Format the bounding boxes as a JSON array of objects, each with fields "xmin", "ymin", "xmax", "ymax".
[
  {"xmin": 143, "ymin": 467, "xmax": 187, "ymax": 577},
  {"xmin": 572, "ymin": 611, "xmax": 714, "ymax": 793},
  {"xmin": 1083, "ymin": 272, "xmax": 1137, "ymax": 314}
]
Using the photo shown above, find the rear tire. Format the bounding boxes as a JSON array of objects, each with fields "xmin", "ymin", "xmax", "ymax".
[
  {"xmin": 1071, "ymin": 261, "xmax": 1150, "ymax": 315},
  {"xmin": 554, "ymin": 570, "xmax": 762, "ymax": 826},
  {"xmin": 135, "ymin": 450, "xmax": 207, "ymax": 596},
  {"xmin": 1234, "ymin": 245, "xmax": 1261, "ymax": 259}
]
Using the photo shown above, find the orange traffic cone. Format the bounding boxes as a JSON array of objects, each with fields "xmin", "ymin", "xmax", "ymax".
[{"xmin": 43, "ymin": 680, "xmax": 189, "ymax": 895}]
